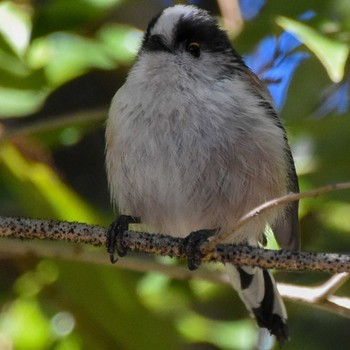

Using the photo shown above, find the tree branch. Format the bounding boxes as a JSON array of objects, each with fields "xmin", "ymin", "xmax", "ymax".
[
  {"xmin": 0, "ymin": 108, "xmax": 107, "ymax": 141},
  {"xmin": 217, "ymin": 0, "xmax": 244, "ymax": 37},
  {"xmin": 278, "ymin": 279, "xmax": 350, "ymax": 318},
  {"xmin": 310, "ymin": 273, "xmax": 350, "ymax": 302},
  {"xmin": 1, "ymin": 215, "xmax": 350, "ymax": 273}
]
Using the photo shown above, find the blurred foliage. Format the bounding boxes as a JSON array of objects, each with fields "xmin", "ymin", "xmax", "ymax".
[{"xmin": 0, "ymin": 0, "xmax": 349, "ymax": 349}]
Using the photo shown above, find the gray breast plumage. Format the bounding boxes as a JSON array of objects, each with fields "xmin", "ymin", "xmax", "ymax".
[{"xmin": 106, "ymin": 56, "xmax": 289, "ymax": 240}]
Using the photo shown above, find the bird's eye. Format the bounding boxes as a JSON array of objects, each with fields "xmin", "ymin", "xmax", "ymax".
[{"xmin": 187, "ymin": 42, "xmax": 201, "ymax": 58}]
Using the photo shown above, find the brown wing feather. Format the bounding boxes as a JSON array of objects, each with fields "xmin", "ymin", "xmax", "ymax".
[{"xmin": 243, "ymin": 66, "xmax": 300, "ymax": 251}]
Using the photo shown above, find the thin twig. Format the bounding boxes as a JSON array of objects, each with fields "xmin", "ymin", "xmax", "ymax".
[
  {"xmin": 310, "ymin": 273, "xmax": 350, "ymax": 302},
  {"xmin": 205, "ymin": 182, "xmax": 350, "ymax": 251},
  {"xmin": 1, "ymin": 216, "xmax": 350, "ymax": 273},
  {"xmin": 0, "ymin": 108, "xmax": 107, "ymax": 141},
  {"xmin": 217, "ymin": 0, "xmax": 244, "ymax": 37},
  {"xmin": 278, "ymin": 282, "xmax": 350, "ymax": 319}
]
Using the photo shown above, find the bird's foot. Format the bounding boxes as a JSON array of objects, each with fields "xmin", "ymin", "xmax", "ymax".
[
  {"xmin": 106, "ymin": 215, "xmax": 141, "ymax": 263},
  {"xmin": 184, "ymin": 229, "xmax": 216, "ymax": 270}
]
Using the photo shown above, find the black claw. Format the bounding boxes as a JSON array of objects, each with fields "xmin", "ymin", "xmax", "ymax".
[
  {"xmin": 106, "ymin": 215, "xmax": 141, "ymax": 264},
  {"xmin": 184, "ymin": 229, "xmax": 216, "ymax": 270},
  {"xmin": 109, "ymin": 253, "xmax": 119, "ymax": 264}
]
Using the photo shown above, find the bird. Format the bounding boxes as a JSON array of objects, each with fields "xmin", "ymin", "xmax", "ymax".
[{"xmin": 105, "ymin": 4, "xmax": 300, "ymax": 346}]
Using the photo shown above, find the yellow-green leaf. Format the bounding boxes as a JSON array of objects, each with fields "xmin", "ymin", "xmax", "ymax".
[
  {"xmin": 0, "ymin": 143, "xmax": 98, "ymax": 223},
  {"xmin": 0, "ymin": 2, "xmax": 31, "ymax": 56},
  {"xmin": 277, "ymin": 16, "xmax": 349, "ymax": 82}
]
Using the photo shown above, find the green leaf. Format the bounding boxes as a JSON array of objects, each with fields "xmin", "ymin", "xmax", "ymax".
[
  {"xmin": 54, "ymin": 263, "xmax": 183, "ymax": 350},
  {"xmin": 277, "ymin": 16, "xmax": 349, "ymax": 82},
  {"xmin": 0, "ymin": 299, "xmax": 52, "ymax": 350},
  {"xmin": 32, "ymin": 0, "xmax": 122, "ymax": 38},
  {"xmin": 0, "ymin": 2, "xmax": 31, "ymax": 56},
  {"xmin": 321, "ymin": 201, "xmax": 350, "ymax": 232},
  {"xmin": 0, "ymin": 88, "xmax": 48, "ymax": 118},
  {"xmin": 27, "ymin": 33, "xmax": 115, "ymax": 86},
  {"xmin": 97, "ymin": 24, "xmax": 142, "ymax": 63},
  {"xmin": 0, "ymin": 143, "xmax": 99, "ymax": 223},
  {"xmin": 177, "ymin": 312, "xmax": 257, "ymax": 349},
  {"xmin": 84, "ymin": 0, "xmax": 122, "ymax": 8}
]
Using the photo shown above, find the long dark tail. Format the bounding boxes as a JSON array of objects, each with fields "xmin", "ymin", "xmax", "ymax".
[{"xmin": 226, "ymin": 265, "xmax": 289, "ymax": 346}]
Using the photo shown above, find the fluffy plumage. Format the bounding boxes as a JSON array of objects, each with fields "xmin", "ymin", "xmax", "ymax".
[{"xmin": 106, "ymin": 5, "xmax": 299, "ymax": 346}]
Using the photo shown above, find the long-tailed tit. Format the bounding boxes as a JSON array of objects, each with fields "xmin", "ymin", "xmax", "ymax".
[{"xmin": 105, "ymin": 5, "xmax": 300, "ymax": 345}]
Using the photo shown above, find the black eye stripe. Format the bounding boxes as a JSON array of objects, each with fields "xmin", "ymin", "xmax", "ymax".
[{"xmin": 144, "ymin": 34, "xmax": 171, "ymax": 53}]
